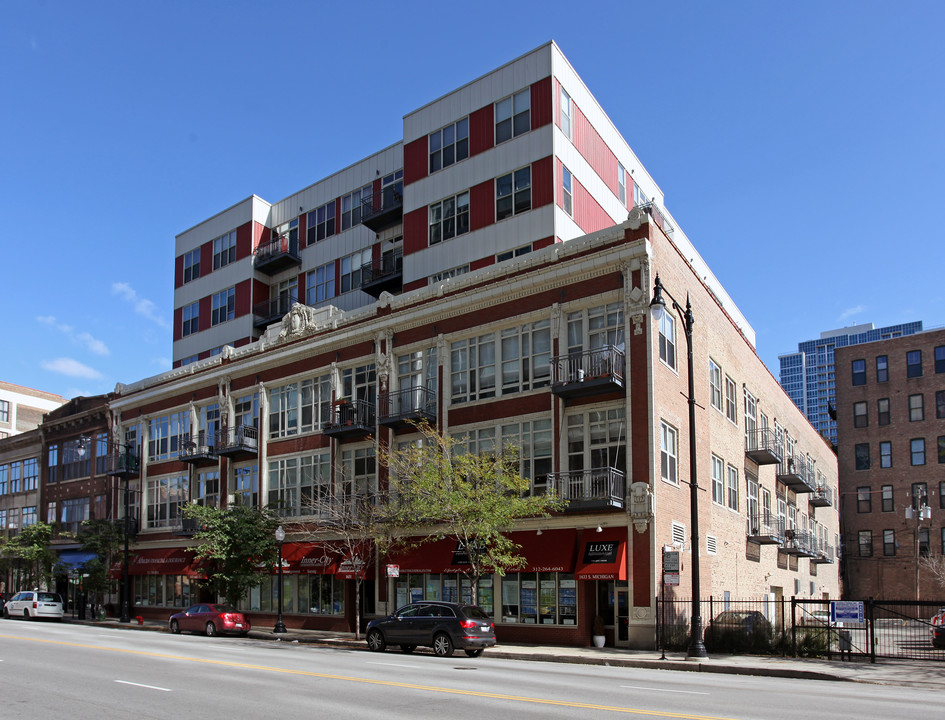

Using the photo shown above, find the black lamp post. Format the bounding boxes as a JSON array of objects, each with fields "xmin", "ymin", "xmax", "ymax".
[
  {"xmin": 273, "ymin": 525, "xmax": 287, "ymax": 633},
  {"xmin": 650, "ymin": 274, "xmax": 707, "ymax": 659},
  {"xmin": 119, "ymin": 445, "xmax": 133, "ymax": 624}
]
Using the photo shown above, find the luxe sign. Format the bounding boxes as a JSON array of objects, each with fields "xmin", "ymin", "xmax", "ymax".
[{"xmin": 582, "ymin": 541, "xmax": 619, "ymax": 564}]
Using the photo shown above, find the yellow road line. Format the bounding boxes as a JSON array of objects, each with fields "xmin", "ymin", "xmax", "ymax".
[{"xmin": 1, "ymin": 633, "xmax": 739, "ymax": 719}]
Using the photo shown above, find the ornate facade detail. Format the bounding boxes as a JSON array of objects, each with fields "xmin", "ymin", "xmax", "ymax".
[
  {"xmin": 375, "ymin": 329, "xmax": 394, "ymax": 391},
  {"xmin": 278, "ymin": 303, "xmax": 320, "ymax": 341},
  {"xmin": 629, "ymin": 481, "xmax": 654, "ymax": 534},
  {"xmin": 632, "ymin": 313, "xmax": 645, "ymax": 336}
]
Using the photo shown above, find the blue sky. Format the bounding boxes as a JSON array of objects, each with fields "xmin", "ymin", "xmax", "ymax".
[{"xmin": 2, "ymin": 1, "xmax": 942, "ymax": 400}]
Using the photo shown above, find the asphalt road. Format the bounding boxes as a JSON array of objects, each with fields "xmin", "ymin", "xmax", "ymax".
[{"xmin": 0, "ymin": 619, "xmax": 939, "ymax": 719}]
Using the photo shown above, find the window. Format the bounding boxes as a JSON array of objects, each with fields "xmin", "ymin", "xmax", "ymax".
[
  {"xmin": 59, "ymin": 497, "xmax": 90, "ymax": 535},
  {"xmin": 746, "ymin": 474, "xmax": 759, "ymax": 529},
  {"xmin": 429, "ymin": 264, "xmax": 469, "ymax": 284},
  {"xmin": 725, "ymin": 376, "xmax": 737, "ymax": 424},
  {"xmin": 496, "ymin": 244, "xmax": 533, "ymax": 262},
  {"xmin": 633, "ymin": 183, "xmax": 648, "ymax": 207},
  {"xmin": 496, "ymin": 89, "xmax": 530, "ymax": 144},
  {"xmin": 936, "ymin": 345, "xmax": 945, "ymax": 373},
  {"xmin": 856, "ymin": 486, "xmax": 871, "ymax": 513},
  {"xmin": 182, "ymin": 301, "xmax": 199, "ymax": 337},
  {"xmin": 212, "ymin": 230, "xmax": 237, "ymax": 269},
  {"xmin": 660, "ymin": 421, "xmax": 678, "ymax": 484},
  {"xmin": 562, "ymin": 166, "xmax": 573, "ymax": 216},
  {"xmin": 306, "ymin": 262, "xmax": 335, "ymax": 304},
  {"xmin": 617, "ymin": 163, "xmax": 627, "ymax": 206},
  {"xmin": 148, "ymin": 411, "xmax": 191, "ymax": 462},
  {"xmin": 47, "ymin": 444, "xmax": 58, "ymax": 484},
  {"xmin": 341, "ymin": 184, "xmax": 372, "ymax": 231},
  {"xmin": 909, "ymin": 394, "xmax": 924, "ymax": 421},
  {"xmin": 907, "ymin": 350, "xmax": 922, "ymax": 378},
  {"xmin": 876, "ymin": 355, "xmax": 888, "ymax": 382},
  {"xmin": 858, "ymin": 530, "xmax": 873, "ymax": 557},
  {"xmin": 881, "ymin": 484, "xmax": 894, "ymax": 512},
  {"xmin": 341, "ymin": 446, "xmax": 377, "ymax": 501},
  {"xmin": 853, "ymin": 401, "xmax": 868, "ymax": 428},
  {"xmin": 883, "ymin": 529, "xmax": 896, "ymax": 556},
  {"xmin": 727, "ymin": 465, "xmax": 738, "ymax": 511},
  {"xmin": 709, "ymin": 360, "xmax": 722, "ymax": 412},
  {"xmin": 500, "ymin": 419, "xmax": 554, "ymax": 495},
  {"xmin": 183, "ymin": 249, "xmax": 200, "ymax": 283},
  {"xmin": 22, "ymin": 458, "xmax": 38, "ymax": 491},
  {"xmin": 340, "ymin": 249, "xmax": 372, "ymax": 293},
  {"xmin": 196, "ymin": 470, "xmax": 219, "ymax": 508},
  {"xmin": 851, "ymin": 359, "xmax": 866, "ymax": 386},
  {"xmin": 232, "ymin": 464, "xmax": 258, "ymax": 507},
  {"xmin": 855, "ymin": 443, "xmax": 871, "ymax": 470},
  {"xmin": 268, "ymin": 452, "xmax": 331, "ymax": 518},
  {"xmin": 880, "ymin": 441, "xmax": 892, "ymax": 468},
  {"xmin": 234, "ymin": 393, "xmax": 259, "ymax": 429},
  {"xmin": 939, "ymin": 435, "xmax": 945, "ymax": 464},
  {"xmin": 940, "ymin": 481, "xmax": 945, "ymax": 509},
  {"xmin": 878, "ymin": 398, "xmax": 890, "ymax": 426},
  {"xmin": 911, "ymin": 438, "xmax": 925, "ymax": 465},
  {"xmin": 308, "ymin": 202, "xmax": 336, "ymax": 243},
  {"xmin": 0, "ymin": 400, "xmax": 9, "ymax": 424},
  {"xmin": 711, "ymin": 455, "xmax": 724, "ymax": 505},
  {"xmin": 450, "ymin": 321, "xmax": 550, "ymax": 403},
  {"xmin": 146, "ymin": 474, "xmax": 188, "ymax": 529},
  {"xmin": 657, "ymin": 311, "xmax": 676, "ymax": 370},
  {"xmin": 429, "ymin": 118, "xmax": 469, "ymax": 174},
  {"xmin": 937, "ymin": 390, "xmax": 945, "ymax": 419},
  {"xmin": 496, "ymin": 167, "xmax": 531, "ymax": 221},
  {"xmin": 429, "ymin": 191, "xmax": 470, "ymax": 245},
  {"xmin": 268, "ymin": 376, "xmax": 332, "ymax": 439},
  {"xmin": 211, "ymin": 287, "xmax": 235, "ymax": 326},
  {"xmin": 919, "ymin": 527, "xmax": 930, "ymax": 557},
  {"xmin": 560, "ymin": 87, "xmax": 571, "ymax": 139}
]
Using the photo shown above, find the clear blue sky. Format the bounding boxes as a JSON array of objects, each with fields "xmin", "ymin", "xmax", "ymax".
[{"xmin": 3, "ymin": 0, "xmax": 942, "ymax": 400}]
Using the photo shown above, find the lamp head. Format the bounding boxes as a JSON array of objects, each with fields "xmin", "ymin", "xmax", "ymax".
[
  {"xmin": 274, "ymin": 525, "xmax": 286, "ymax": 543},
  {"xmin": 649, "ymin": 275, "xmax": 666, "ymax": 322}
]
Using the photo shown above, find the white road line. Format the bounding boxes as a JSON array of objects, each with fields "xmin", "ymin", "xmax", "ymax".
[
  {"xmin": 115, "ymin": 680, "xmax": 172, "ymax": 692},
  {"xmin": 366, "ymin": 661, "xmax": 423, "ymax": 669},
  {"xmin": 620, "ymin": 685, "xmax": 710, "ymax": 695}
]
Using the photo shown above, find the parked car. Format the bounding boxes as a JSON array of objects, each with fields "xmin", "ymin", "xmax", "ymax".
[
  {"xmin": 366, "ymin": 601, "xmax": 496, "ymax": 657},
  {"xmin": 168, "ymin": 604, "xmax": 251, "ymax": 637},
  {"xmin": 2, "ymin": 591, "xmax": 64, "ymax": 620},
  {"xmin": 708, "ymin": 610, "xmax": 772, "ymax": 634},
  {"xmin": 930, "ymin": 607, "xmax": 945, "ymax": 648}
]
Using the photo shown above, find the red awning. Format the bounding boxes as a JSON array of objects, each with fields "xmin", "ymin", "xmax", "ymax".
[
  {"xmin": 388, "ymin": 537, "xmax": 459, "ymax": 574},
  {"xmin": 277, "ymin": 543, "xmax": 338, "ymax": 575},
  {"xmin": 574, "ymin": 528, "xmax": 627, "ymax": 581},
  {"xmin": 110, "ymin": 548, "xmax": 206, "ymax": 579}
]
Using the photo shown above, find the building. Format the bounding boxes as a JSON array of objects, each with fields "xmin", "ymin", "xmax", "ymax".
[
  {"xmin": 835, "ymin": 329, "xmax": 945, "ymax": 601},
  {"xmin": 0, "ymin": 381, "xmax": 66, "ymax": 439},
  {"xmin": 0, "ymin": 428, "xmax": 42, "ymax": 594}
]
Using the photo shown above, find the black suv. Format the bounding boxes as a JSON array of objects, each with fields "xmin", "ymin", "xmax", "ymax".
[{"xmin": 366, "ymin": 601, "xmax": 496, "ymax": 658}]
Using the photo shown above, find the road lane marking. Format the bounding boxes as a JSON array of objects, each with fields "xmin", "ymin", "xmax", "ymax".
[
  {"xmin": 115, "ymin": 680, "xmax": 172, "ymax": 692},
  {"xmin": 621, "ymin": 685, "xmax": 710, "ymax": 695},
  {"xmin": 366, "ymin": 661, "xmax": 423, "ymax": 668},
  {"xmin": 1, "ymin": 634, "xmax": 741, "ymax": 719}
]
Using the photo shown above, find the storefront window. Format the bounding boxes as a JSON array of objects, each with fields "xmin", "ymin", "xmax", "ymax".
[{"xmin": 244, "ymin": 575, "xmax": 343, "ymax": 615}]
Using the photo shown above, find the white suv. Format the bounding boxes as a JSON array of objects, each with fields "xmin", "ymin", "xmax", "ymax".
[{"xmin": 3, "ymin": 591, "xmax": 64, "ymax": 620}]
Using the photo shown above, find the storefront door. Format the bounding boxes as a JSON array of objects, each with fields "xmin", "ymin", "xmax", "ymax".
[{"xmin": 615, "ymin": 586, "xmax": 629, "ymax": 646}]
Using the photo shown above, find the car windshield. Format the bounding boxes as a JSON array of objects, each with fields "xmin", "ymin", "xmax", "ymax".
[
  {"xmin": 37, "ymin": 593, "xmax": 60, "ymax": 603},
  {"xmin": 462, "ymin": 606, "xmax": 489, "ymax": 620},
  {"xmin": 210, "ymin": 605, "xmax": 238, "ymax": 613}
]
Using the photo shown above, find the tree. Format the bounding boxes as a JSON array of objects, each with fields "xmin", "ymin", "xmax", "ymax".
[
  {"xmin": 919, "ymin": 553, "xmax": 945, "ymax": 591},
  {"xmin": 379, "ymin": 423, "xmax": 563, "ymax": 606},
  {"xmin": 78, "ymin": 518, "xmax": 124, "ymax": 614},
  {"xmin": 1, "ymin": 522, "xmax": 58, "ymax": 589},
  {"xmin": 182, "ymin": 504, "xmax": 279, "ymax": 607}
]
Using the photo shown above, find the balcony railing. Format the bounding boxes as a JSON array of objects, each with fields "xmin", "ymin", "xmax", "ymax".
[
  {"xmin": 172, "ymin": 516, "xmax": 201, "ymax": 537},
  {"xmin": 104, "ymin": 449, "xmax": 140, "ymax": 478},
  {"xmin": 360, "ymin": 248, "xmax": 404, "ymax": 298},
  {"xmin": 323, "ymin": 399, "xmax": 375, "ymax": 439},
  {"xmin": 546, "ymin": 467, "xmax": 625, "ymax": 510},
  {"xmin": 747, "ymin": 511, "xmax": 783, "ymax": 545},
  {"xmin": 360, "ymin": 186, "xmax": 404, "ymax": 233},
  {"xmin": 214, "ymin": 424, "xmax": 258, "ymax": 457},
  {"xmin": 378, "ymin": 386, "xmax": 436, "ymax": 428},
  {"xmin": 780, "ymin": 529, "xmax": 817, "ymax": 557},
  {"xmin": 551, "ymin": 346, "xmax": 625, "ymax": 399},
  {"xmin": 777, "ymin": 454, "xmax": 815, "ymax": 493},
  {"xmin": 745, "ymin": 428, "xmax": 781, "ymax": 465},
  {"xmin": 254, "ymin": 234, "xmax": 301, "ymax": 275},
  {"xmin": 811, "ymin": 544, "xmax": 835, "ymax": 564},
  {"xmin": 253, "ymin": 294, "xmax": 297, "ymax": 330},
  {"xmin": 809, "ymin": 484, "xmax": 833, "ymax": 507},
  {"xmin": 178, "ymin": 431, "xmax": 217, "ymax": 464}
]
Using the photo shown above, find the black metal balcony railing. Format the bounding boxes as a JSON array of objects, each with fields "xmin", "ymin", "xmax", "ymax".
[
  {"xmin": 546, "ymin": 467, "xmax": 625, "ymax": 510},
  {"xmin": 360, "ymin": 186, "xmax": 404, "ymax": 233},
  {"xmin": 551, "ymin": 346, "xmax": 625, "ymax": 399},
  {"xmin": 809, "ymin": 484, "xmax": 833, "ymax": 507},
  {"xmin": 745, "ymin": 428, "xmax": 781, "ymax": 465},
  {"xmin": 254, "ymin": 234, "xmax": 301, "ymax": 275},
  {"xmin": 253, "ymin": 294, "xmax": 297, "ymax": 330},
  {"xmin": 746, "ymin": 511, "xmax": 783, "ymax": 544},
  {"xmin": 781, "ymin": 528, "xmax": 818, "ymax": 557},
  {"xmin": 173, "ymin": 516, "xmax": 201, "ymax": 537},
  {"xmin": 104, "ymin": 450, "xmax": 140, "ymax": 478},
  {"xmin": 777, "ymin": 454, "xmax": 815, "ymax": 493},
  {"xmin": 178, "ymin": 431, "xmax": 217, "ymax": 464},
  {"xmin": 360, "ymin": 248, "xmax": 404, "ymax": 298},
  {"xmin": 323, "ymin": 399, "xmax": 376, "ymax": 439},
  {"xmin": 214, "ymin": 424, "xmax": 258, "ymax": 457},
  {"xmin": 811, "ymin": 544, "xmax": 835, "ymax": 564},
  {"xmin": 378, "ymin": 386, "xmax": 436, "ymax": 428}
]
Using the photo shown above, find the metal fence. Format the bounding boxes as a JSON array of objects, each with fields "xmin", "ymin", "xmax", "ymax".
[{"xmin": 657, "ymin": 596, "xmax": 945, "ymax": 662}]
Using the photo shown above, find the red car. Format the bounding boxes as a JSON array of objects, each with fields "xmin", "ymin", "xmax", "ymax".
[{"xmin": 168, "ymin": 604, "xmax": 250, "ymax": 637}]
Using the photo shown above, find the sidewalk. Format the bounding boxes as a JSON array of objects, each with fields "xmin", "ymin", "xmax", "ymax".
[{"xmin": 69, "ymin": 618, "xmax": 945, "ymax": 691}]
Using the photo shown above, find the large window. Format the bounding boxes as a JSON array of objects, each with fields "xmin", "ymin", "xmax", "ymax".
[
  {"xmin": 268, "ymin": 453, "xmax": 331, "ymax": 517},
  {"xmin": 211, "ymin": 287, "xmax": 235, "ymax": 326},
  {"xmin": 148, "ymin": 411, "xmax": 191, "ymax": 462},
  {"xmin": 183, "ymin": 249, "xmax": 200, "ymax": 284},
  {"xmin": 341, "ymin": 446, "xmax": 376, "ymax": 501},
  {"xmin": 566, "ymin": 408, "xmax": 626, "ymax": 480},
  {"xmin": 268, "ymin": 375, "xmax": 332, "ymax": 439},
  {"xmin": 341, "ymin": 184, "xmax": 372, "ymax": 231},
  {"xmin": 146, "ymin": 475, "xmax": 187, "ymax": 529},
  {"xmin": 709, "ymin": 360, "xmax": 723, "ymax": 412},
  {"xmin": 500, "ymin": 572, "xmax": 575, "ymax": 625},
  {"xmin": 22, "ymin": 458, "xmax": 38, "ymax": 491},
  {"xmin": 340, "ymin": 249, "xmax": 372, "ymax": 293},
  {"xmin": 429, "ymin": 191, "xmax": 470, "ymax": 245},
  {"xmin": 429, "ymin": 118, "xmax": 469, "ymax": 174},
  {"xmin": 308, "ymin": 202, "xmax": 336, "ymax": 243},
  {"xmin": 233, "ymin": 464, "xmax": 258, "ymax": 507},
  {"xmin": 212, "ymin": 230, "xmax": 237, "ymax": 269},
  {"xmin": 496, "ymin": 89, "xmax": 530, "ymax": 144},
  {"xmin": 657, "ymin": 311, "xmax": 676, "ymax": 370},
  {"xmin": 911, "ymin": 438, "xmax": 926, "ymax": 465},
  {"xmin": 851, "ymin": 359, "xmax": 866, "ymax": 386},
  {"xmin": 306, "ymin": 262, "xmax": 335, "ymax": 304},
  {"xmin": 182, "ymin": 302, "xmax": 199, "ymax": 337},
  {"xmin": 660, "ymin": 421, "xmax": 678, "ymax": 485},
  {"xmin": 496, "ymin": 167, "xmax": 531, "ymax": 221},
  {"xmin": 59, "ymin": 497, "xmax": 90, "ymax": 535},
  {"xmin": 938, "ymin": 435, "xmax": 945, "ymax": 464},
  {"xmin": 907, "ymin": 350, "xmax": 922, "ymax": 378},
  {"xmin": 711, "ymin": 455, "xmax": 724, "ymax": 505},
  {"xmin": 196, "ymin": 470, "xmax": 219, "ymax": 508},
  {"xmin": 501, "ymin": 420, "xmax": 553, "ymax": 496}
]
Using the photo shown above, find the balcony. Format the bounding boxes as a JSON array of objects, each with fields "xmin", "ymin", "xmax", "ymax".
[
  {"xmin": 777, "ymin": 454, "xmax": 815, "ymax": 493},
  {"xmin": 253, "ymin": 294, "xmax": 296, "ymax": 331},
  {"xmin": 546, "ymin": 467, "xmax": 625, "ymax": 510},
  {"xmin": 178, "ymin": 431, "xmax": 217, "ymax": 465},
  {"xmin": 323, "ymin": 399, "xmax": 375, "ymax": 439},
  {"xmin": 809, "ymin": 484, "xmax": 832, "ymax": 507},
  {"xmin": 360, "ymin": 248, "xmax": 403, "ymax": 298},
  {"xmin": 551, "ymin": 346, "xmax": 625, "ymax": 399},
  {"xmin": 214, "ymin": 425, "xmax": 258, "ymax": 458},
  {"xmin": 172, "ymin": 516, "xmax": 201, "ymax": 537},
  {"xmin": 780, "ymin": 529, "xmax": 817, "ymax": 557},
  {"xmin": 811, "ymin": 545, "xmax": 835, "ymax": 564},
  {"xmin": 747, "ymin": 511, "xmax": 783, "ymax": 545},
  {"xmin": 378, "ymin": 386, "xmax": 436, "ymax": 429},
  {"xmin": 254, "ymin": 234, "xmax": 301, "ymax": 275},
  {"xmin": 745, "ymin": 428, "xmax": 781, "ymax": 465},
  {"xmin": 360, "ymin": 187, "xmax": 403, "ymax": 233},
  {"xmin": 104, "ymin": 450, "xmax": 140, "ymax": 479}
]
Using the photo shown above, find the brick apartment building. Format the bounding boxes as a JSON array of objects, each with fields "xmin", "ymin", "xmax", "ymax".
[
  {"xmin": 836, "ymin": 328, "xmax": 945, "ymax": 600},
  {"xmin": 0, "ymin": 381, "xmax": 66, "ymax": 439}
]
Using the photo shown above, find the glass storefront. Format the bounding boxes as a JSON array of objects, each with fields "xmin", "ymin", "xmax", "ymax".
[
  {"xmin": 133, "ymin": 575, "xmax": 194, "ymax": 608},
  {"xmin": 244, "ymin": 574, "xmax": 345, "ymax": 615}
]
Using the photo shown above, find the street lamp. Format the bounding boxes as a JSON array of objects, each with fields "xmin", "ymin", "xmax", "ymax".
[
  {"xmin": 905, "ymin": 488, "xmax": 932, "ymax": 602},
  {"xmin": 119, "ymin": 444, "xmax": 134, "ymax": 624},
  {"xmin": 650, "ymin": 274, "xmax": 708, "ymax": 659},
  {"xmin": 273, "ymin": 525, "xmax": 287, "ymax": 633}
]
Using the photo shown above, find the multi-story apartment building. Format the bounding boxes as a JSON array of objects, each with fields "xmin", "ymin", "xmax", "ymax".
[
  {"xmin": 835, "ymin": 328, "xmax": 945, "ymax": 601},
  {"xmin": 0, "ymin": 381, "xmax": 66, "ymax": 439},
  {"xmin": 779, "ymin": 322, "xmax": 923, "ymax": 447},
  {"xmin": 0, "ymin": 428, "xmax": 42, "ymax": 593}
]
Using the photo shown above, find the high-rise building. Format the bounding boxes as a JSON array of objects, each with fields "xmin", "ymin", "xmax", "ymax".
[
  {"xmin": 0, "ymin": 381, "xmax": 66, "ymax": 439},
  {"xmin": 779, "ymin": 322, "xmax": 923, "ymax": 445}
]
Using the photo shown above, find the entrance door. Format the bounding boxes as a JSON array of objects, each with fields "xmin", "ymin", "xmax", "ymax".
[{"xmin": 615, "ymin": 586, "xmax": 630, "ymax": 646}]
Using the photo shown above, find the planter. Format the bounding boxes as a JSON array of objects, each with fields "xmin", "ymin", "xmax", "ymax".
[{"xmin": 592, "ymin": 635, "xmax": 606, "ymax": 648}]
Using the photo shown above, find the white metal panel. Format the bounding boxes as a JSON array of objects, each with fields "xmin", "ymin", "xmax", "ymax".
[{"xmin": 175, "ymin": 196, "xmax": 266, "ymax": 254}]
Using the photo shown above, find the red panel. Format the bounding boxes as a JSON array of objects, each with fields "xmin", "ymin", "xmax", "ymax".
[
  {"xmin": 470, "ymin": 256, "xmax": 493, "ymax": 271},
  {"xmin": 252, "ymin": 278, "xmax": 269, "ymax": 308},
  {"xmin": 573, "ymin": 102, "xmax": 619, "ymax": 199},
  {"xmin": 173, "ymin": 306, "xmax": 182, "ymax": 341},
  {"xmin": 174, "ymin": 255, "xmax": 184, "ymax": 288},
  {"xmin": 403, "ymin": 207, "xmax": 428, "ymax": 255},
  {"xmin": 469, "ymin": 179, "xmax": 494, "ymax": 232},
  {"xmin": 277, "ymin": 543, "xmax": 338, "ymax": 575},
  {"xmin": 403, "ymin": 137, "xmax": 428, "ymax": 186},
  {"xmin": 297, "ymin": 272, "xmax": 306, "ymax": 303},
  {"xmin": 200, "ymin": 241, "xmax": 213, "ymax": 274},
  {"xmin": 574, "ymin": 528, "xmax": 627, "ymax": 581},
  {"xmin": 555, "ymin": 157, "xmax": 564, "ymax": 208},
  {"xmin": 530, "ymin": 76, "xmax": 552, "ymax": 130},
  {"xmin": 508, "ymin": 529, "xmax": 576, "ymax": 572},
  {"xmin": 533, "ymin": 235, "xmax": 554, "ymax": 251},
  {"xmin": 574, "ymin": 174, "xmax": 614, "ymax": 234},
  {"xmin": 198, "ymin": 296, "xmax": 212, "ymax": 332},
  {"xmin": 236, "ymin": 222, "xmax": 253, "ymax": 261},
  {"xmin": 469, "ymin": 105, "xmax": 494, "ymax": 157},
  {"xmin": 298, "ymin": 212, "xmax": 308, "ymax": 249},
  {"xmin": 531, "ymin": 155, "xmax": 554, "ymax": 209},
  {"xmin": 403, "ymin": 279, "xmax": 426, "ymax": 292},
  {"xmin": 235, "ymin": 279, "xmax": 251, "ymax": 318}
]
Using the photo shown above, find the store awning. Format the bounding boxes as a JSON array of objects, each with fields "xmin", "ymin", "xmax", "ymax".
[
  {"xmin": 57, "ymin": 551, "xmax": 98, "ymax": 571},
  {"xmin": 388, "ymin": 537, "xmax": 465, "ymax": 574},
  {"xmin": 110, "ymin": 548, "xmax": 206, "ymax": 579},
  {"xmin": 277, "ymin": 543, "xmax": 338, "ymax": 575},
  {"xmin": 574, "ymin": 528, "xmax": 627, "ymax": 581}
]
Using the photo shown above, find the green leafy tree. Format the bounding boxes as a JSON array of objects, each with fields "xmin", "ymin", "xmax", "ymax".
[
  {"xmin": 2, "ymin": 522, "xmax": 58, "ymax": 589},
  {"xmin": 78, "ymin": 518, "xmax": 124, "ymax": 615},
  {"xmin": 380, "ymin": 423, "xmax": 562, "ymax": 605},
  {"xmin": 182, "ymin": 504, "xmax": 279, "ymax": 607}
]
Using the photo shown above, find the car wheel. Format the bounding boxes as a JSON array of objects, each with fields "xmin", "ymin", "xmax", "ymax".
[
  {"xmin": 170, "ymin": 619, "xmax": 181, "ymax": 634},
  {"xmin": 400, "ymin": 645, "xmax": 416, "ymax": 654},
  {"xmin": 366, "ymin": 629, "xmax": 386, "ymax": 652},
  {"xmin": 24, "ymin": 609, "xmax": 31, "ymax": 620},
  {"xmin": 433, "ymin": 633, "xmax": 454, "ymax": 657},
  {"xmin": 2, "ymin": 607, "xmax": 9, "ymax": 619},
  {"xmin": 205, "ymin": 621, "xmax": 217, "ymax": 637},
  {"xmin": 464, "ymin": 648, "xmax": 484, "ymax": 658}
]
